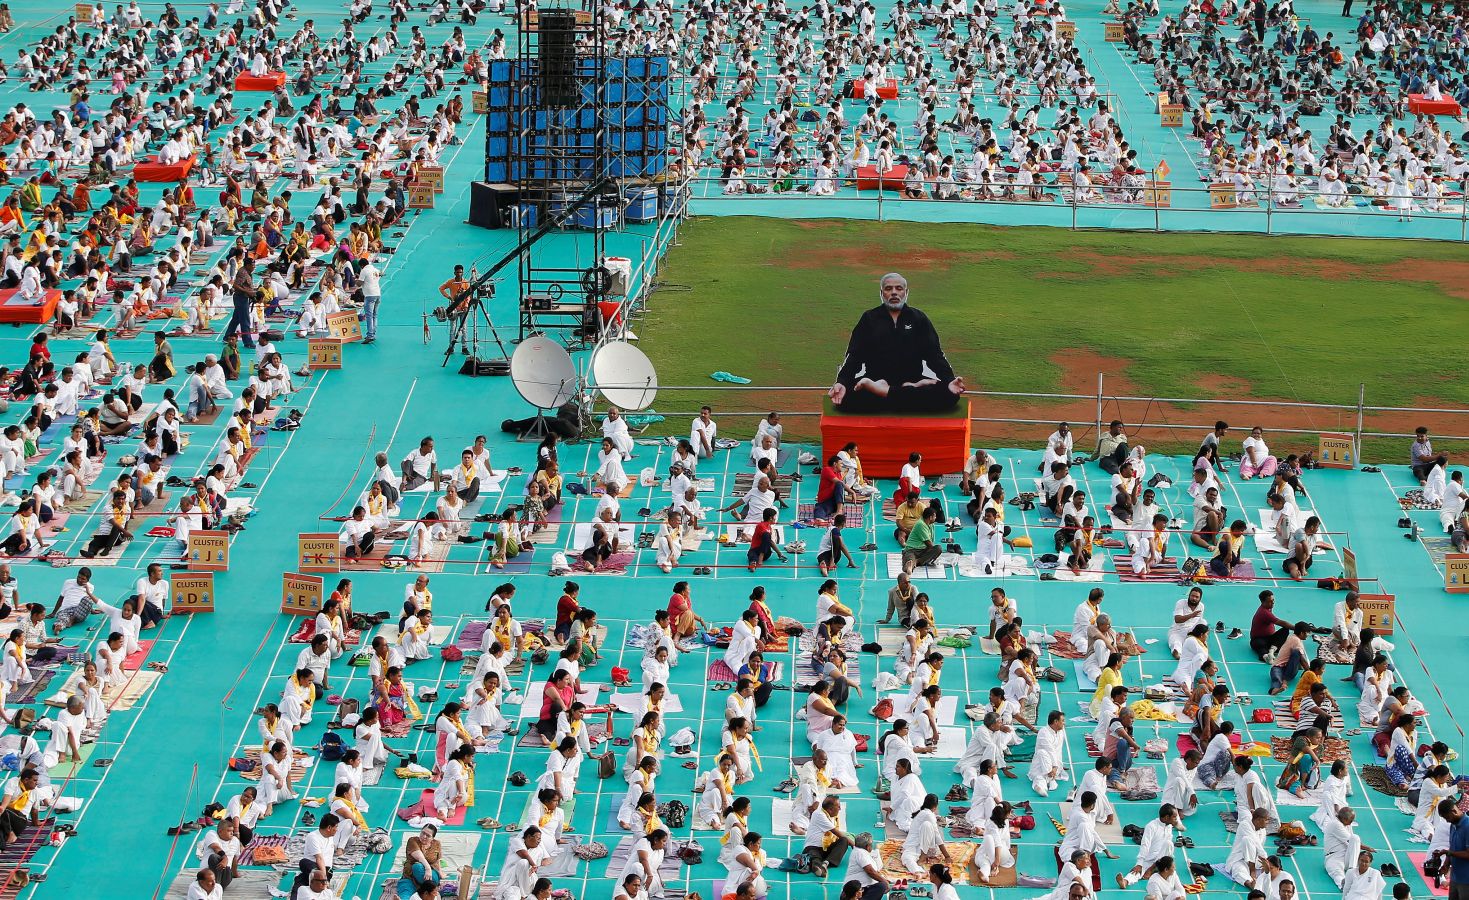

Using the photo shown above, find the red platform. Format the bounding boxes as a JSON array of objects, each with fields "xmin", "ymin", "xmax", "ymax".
[
  {"xmin": 820, "ymin": 399, "xmax": 971, "ymax": 478},
  {"xmin": 855, "ymin": 164, "xmax": 909, "ymax": 192},
  {"xmin": 1408, "ymin": 94, "xmax": 1461, "ymax": 116},
  {"xmin": 134, "ymin": 155, "xmax": 196, "ymax": 182},
  {"xmin": 845, "ymin": 78, "xmax": 899, "ymax": 100},
  {"xmin": 0, "ymin": 287, "xmax": 61, "ymax": 324},
  {"xmin": 234, "ymin": 71, "xmax": 287, "ymax": 92}
]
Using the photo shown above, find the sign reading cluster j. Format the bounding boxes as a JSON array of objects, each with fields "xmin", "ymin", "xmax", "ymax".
[
  {"xmin": 187, "ymin": 530, "xmax": 230, "ymax": 571},
  {"xmin": 281, "ymin": 572, "xmax": 325, "ymax": 616}
]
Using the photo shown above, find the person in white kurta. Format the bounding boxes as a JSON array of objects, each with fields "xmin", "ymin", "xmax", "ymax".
[
  {"xmin": 1029, "ymin": 712, "xmax": 1067, "ymax": 794},
  {"xmin": 1161, "ymin": 751, "xmax": 1200, "ymax": 817},
  {"xmin": 1171, "ymin": 627, "xmax": 1210, "ymax": 687},
  {"xmin": 723, "ymin": 614, "xmax": 759, "ymax": 676},
  {"xmin": 973, "ymin": 807, "xmax": 1016, "ymax": 881},
  {"xmin": 695, "ymin": 756, "xmax": 736, "ymax": 828},
  {"xmin": 95, "ymin": 599, "xmax": 142, "ymax": 656},
  {"xmin": 1321, "ymin": 808, "xmax": 1361, "ymax": 887},
  {"xmin": 1223, "ymin": 809, "xmax": 1269, "ymax": 885},
  {"xmin": 973, "ymin": 508, "xmax": 1003, "ymax": 574},
  {"xmin": 1341, "ymin": 851, "xmax": 1386, "ymax": 900},
  {"xmin": 888, "ymin": 761, "xmax": 927, "ymax": 831},
  {"xmin": 602, "ymin": 408, "xmax": 634, "ymax": 459},
  {"xmin": 434, "ymin": 749, "xmax": 470, "ymax": 817},
  {"xmin": 1116, "ymin": 807, "xmax": 1178, "ymax": 887},
  {"xmin": 814, "ymin": 720, "xmax": 859, "ymax": 786},
  {"xmin": 900, "ymin": 804, "xmax": 948, "ymax": 875},
  {"xmin": 1146, "ymin": 858, "xmax": 1187, "ymax": 900}
]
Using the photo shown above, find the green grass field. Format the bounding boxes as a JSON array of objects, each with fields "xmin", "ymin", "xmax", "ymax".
[{"xmin": 638, "ymin": 217, "xmax": 1469, "ymax": 453}]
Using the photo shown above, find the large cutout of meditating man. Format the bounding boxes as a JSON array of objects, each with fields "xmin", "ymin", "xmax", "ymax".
[{"xmin": 828, "ymin": 272, "xmax": 966, "ymax": 413}]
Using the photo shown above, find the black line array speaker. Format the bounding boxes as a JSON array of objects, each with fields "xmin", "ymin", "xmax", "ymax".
[{"xmin": 539, "ymin": 10, "xmax": 579, "ymax": 108}]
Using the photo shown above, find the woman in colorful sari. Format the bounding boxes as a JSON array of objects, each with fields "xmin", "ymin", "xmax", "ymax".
[
  {"xmin": 1385, "ymin": 713, "xmax": 1419, "ymax": 787},
  {"xmin": 432, "ymin": 702, "xmax": 479, "ymax": 772},
  {"xmin": 374, "ymin": 665, "xmax": 418, "ymax": 730}
]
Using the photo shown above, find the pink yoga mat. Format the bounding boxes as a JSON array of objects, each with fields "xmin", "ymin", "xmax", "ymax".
[
  {"xmin": 1409, "ymin": 852, "xmax": 1448, "ymax": 897},
  {"xmin": 123, "ymin": 639, "xmax": 156, "ymax": 671},
  {"xmin": 403, "ymin": 789, "xmax": 467, "ymax": 825}
]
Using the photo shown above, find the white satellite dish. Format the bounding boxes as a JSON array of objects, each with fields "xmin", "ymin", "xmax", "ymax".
[
  {"xmin": 510, "ymin": 335, "xmax": 579, "ymax": 410},
  {"xmin": 592, "ymin": 341, "xmax": 658, "ymax": 411}
]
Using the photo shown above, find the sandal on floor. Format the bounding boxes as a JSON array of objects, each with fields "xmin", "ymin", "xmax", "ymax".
[{"xmin": 476, "ymin": 817, "xmax": 501, "ymax": 829}]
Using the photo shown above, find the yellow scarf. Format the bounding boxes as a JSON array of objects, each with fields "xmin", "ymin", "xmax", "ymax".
[
  {"xmin": 491, "ymin": 620, "xmax": 513, "ymax": 648},
  {"xmin": 927, "ymin": 666, "xmax": 941, "ymax": 687},
  {"xmin": 368, "ymin": 495, "xmax": 385, "ymax": 515},
  {"xmin": 538, "ymin": 809, "xmax": 555, "ymax": 828},
  {"xmin": 815, "ymin": 768, "xmax": 831, "ymax": 788},
  {"xmin": 720, "ymin": 812, "xmax": 748, "ymax": 845},
  {"xmin": 290, "ymin": 676, "xmax": 313, "ymax": 709},
  {"xmin": 460, "ymin": 462, "xmax": 475, "ymax": 483},
  {"xmin": 1153, "ymin": 532, "xmax": 1167, "ymax": 554},
  {"xmin": 338, "ymin": 796, "xmax": 366, "ymax": 829},
  {"xmin": 452, "ymin": 717, "xmax": 471, "ymax": 744},
  {"xmin": 568, "ymin": 720, "xmax": 582, "ymax": 736},
  {"xmin": 9, "ymin": 790, "xmax": 29, "ymax": 813}
]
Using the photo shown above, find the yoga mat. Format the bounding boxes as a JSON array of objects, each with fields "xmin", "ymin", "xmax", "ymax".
[
  {"xmin": 12, "ymin": 670, "xmax": 54, "ymax": 704},
  {"xmin": 887, "ymin": 692, "xmax": 959, "ymax": 728},
  {"xmin": 1059, "ymin": 802, "xmax": 1124, "ymax": 843},
  {"xmin": 1409, "ymin": 852, "xmax": 1450, "ymax": 897},
  {"xmin": 404, "ymin": 788, "xmax": 467, "ymax": 825},
  {"xmin": 103, "ymin": 670, "xmax": 162, "ymax": 711},
  {"xmin": 373, "ymin": 623, "xmax": 453, "ymax": 646},
  {"xmin": 925, "ymin": 726, "xmax": 970, "ymax": 759},
  {"xmin": 611, "ymin": 691, "xmax": 685, "ymax": 715},
  {"xmin": 47, "ymin": 741, "xmax": 97, "ymax": 777},
  {"xmin": 521, "ymin": 793, "xmax": 577, "ymax": 827},
  {"xmin": 456, "ymin": 621, "xmax": 488, "ymax": 649},
  {"xmin": 164, "ymin": 869, "xmax": 282, "ymax": 900},
  {"xmin": 1073, "ymin": 660, "xmax": 1096, "ymax": 691},
  {"xmin": 516, "ymin": 682, "xmax": 602, "ymax": 719},
  {"xmin": 602, "ymin": 834, "xmax": 683, "ymax": 881},
  {"xmin": 771, "ymin": 797, "xmax": 799, "ymax": 836},
  {"xmin": 123, "ymin": 639, "xmax": 157, "ymax": 670},
  {"xmin": 388, "ymin": 830, "xmax": 481, "ymax": 872}
]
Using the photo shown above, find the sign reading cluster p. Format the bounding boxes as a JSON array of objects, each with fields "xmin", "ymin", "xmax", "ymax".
[
  {"xmin": 308, "ymin": 339, "xmax": 343, "ymax": 370},
  {"xmin": 281, "ymin": 572, "xmax": 324, "ymax": 616}
]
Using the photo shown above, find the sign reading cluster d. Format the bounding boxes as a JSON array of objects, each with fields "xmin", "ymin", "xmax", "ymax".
[
  {"xmin": 187, "ymin": 530, "xmax": 230, "ymax": 571},
  {"xmin": 298, "ymin": 533, "xmax": 341, "ymax": 574},
  {"xmin": 171, "ymin": 573, "xmax": 215, "ymax": 613},
  {"xmin": 281, "ymin": 572, "xmax": 324, "ymax": 616}
]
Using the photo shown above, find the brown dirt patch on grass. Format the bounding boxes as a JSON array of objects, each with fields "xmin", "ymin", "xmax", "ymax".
[
  {"xmin": 1033, "ymin": 250, "xmax": 1366, "ymax": 282},
  {"xmin": 1378, "ymin": 259, "xmax": 1469, "ymax": 301},
  {"xmin": 778, "ymin": 244, "xmax": 1015, "ymax": 271},
  {"xmin": 1049, "ymin": 349, "xmax": 1137, "ymax": 396}
]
